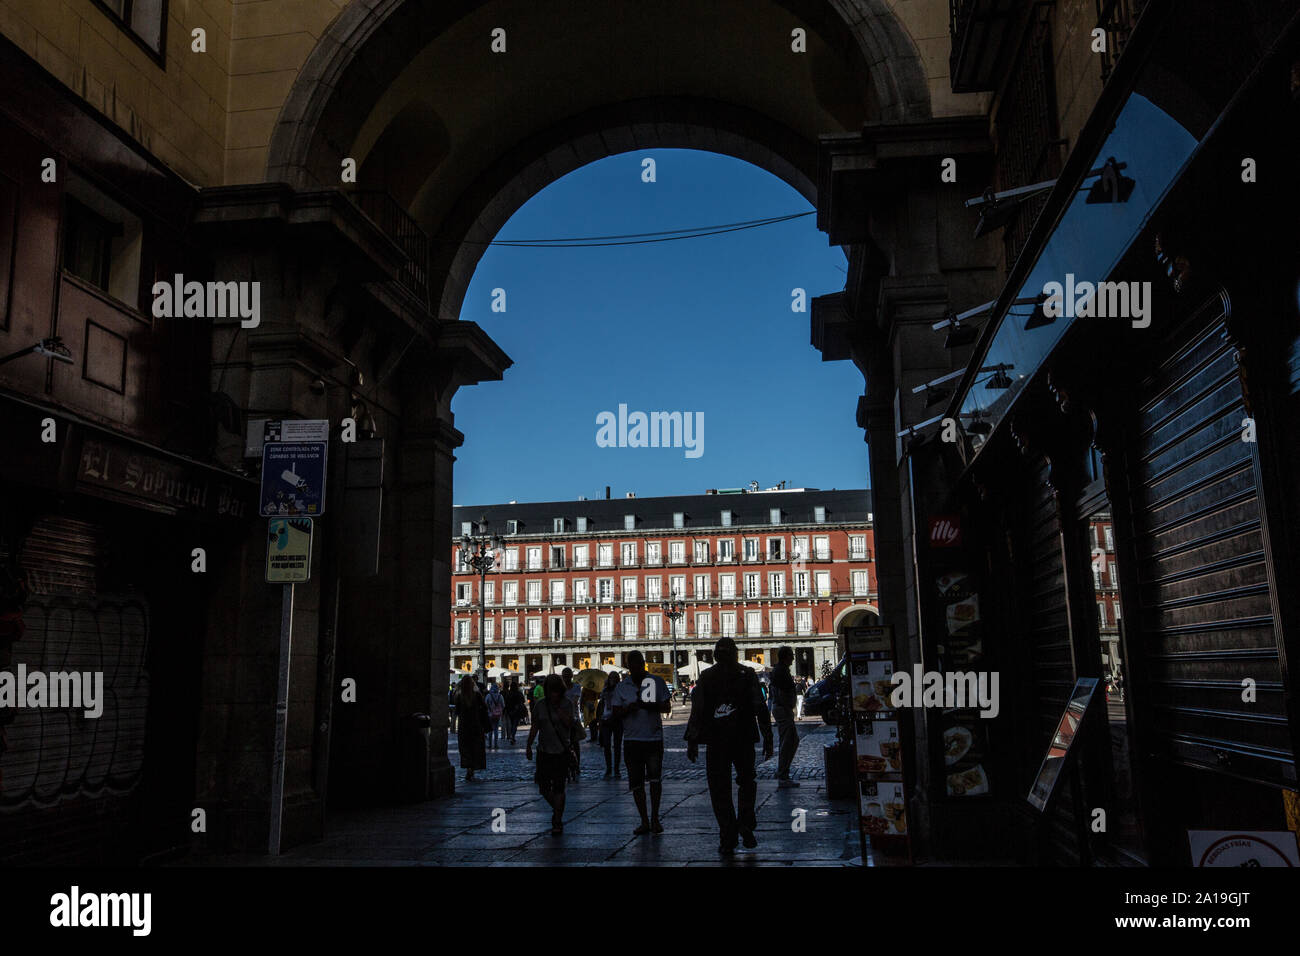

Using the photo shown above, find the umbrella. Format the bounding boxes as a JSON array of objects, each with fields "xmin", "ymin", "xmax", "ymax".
[
  {"xmin": 486, "ymin": 666, "xmax": 520, "ymax": 680},
  {"xmin": 677, "ymin": 660, "xmax": 712, "ymax": 681},
  {"xmin": 739, "ymin": 660, "xmax": 765, "ymax": 671},
  {"xmin": 574, "ymin": 668, "xmax": 608, "ymax": 692}
]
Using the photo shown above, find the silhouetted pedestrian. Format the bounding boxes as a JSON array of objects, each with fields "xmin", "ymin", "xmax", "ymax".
[
  {"xmin": 598, "ymin": 671, "xmax": 624, "ymax": 778},
  {"xmin": 611, "ymin": 651, "xmax": 670, "ymax": 835},
  {"xmin": 456, "ymin": 675, "xmax": 489, "ymax": 783},
  {"xmin": 686, "ymin": 637, "xmax": 774, "ymax": 854},
  {"xmin": 485, "ymin": 680, "xmax": 505, "ymax": 750},
  {"xmin": 771, "ymin": 646, "xmax": 800, "ymax": 787},
  {"xmin": 527, "ymin": 674, "xmax": 581, "ymax": 835}
]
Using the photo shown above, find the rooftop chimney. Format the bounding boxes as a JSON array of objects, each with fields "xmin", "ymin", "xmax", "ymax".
[{"xmin": 605, "ymin": 486, "xmax": 610, "ymax": 500}]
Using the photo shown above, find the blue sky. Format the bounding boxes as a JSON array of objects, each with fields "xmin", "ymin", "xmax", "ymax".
[{"xmin": 451, "ymin": 149, "xmax": 868, "ymax": 506}]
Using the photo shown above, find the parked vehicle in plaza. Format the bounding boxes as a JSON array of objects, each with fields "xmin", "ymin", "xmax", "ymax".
[{"xmin": 802, "ymin": 656, "xmax": 848, "ymax": 725}]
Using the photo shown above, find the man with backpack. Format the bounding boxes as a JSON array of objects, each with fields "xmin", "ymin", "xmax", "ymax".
[
  {"xmin": 484, "ymin": 680, "xmax": 505, "ymax": 750},
  {"xmin": 685, "ymin": 637, "xmax": 774, "ymax": 854}
]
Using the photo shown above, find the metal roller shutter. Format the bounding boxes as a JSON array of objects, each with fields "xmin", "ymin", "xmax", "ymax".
[
  {"xmin": 1018, "ymin": 456, "xmax": 1083, "ymax": 863},
  {"xmin": 1130, "ymin": 296, "xmax": 1294, "ymax": 786}
]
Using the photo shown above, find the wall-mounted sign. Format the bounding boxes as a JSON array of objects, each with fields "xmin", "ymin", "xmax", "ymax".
[
  {"xmin": 1188, "ymin": 831, "xmax": 1300, "ymax": 867},
  {"xmin": 77, "ymin": 436, "xmax": 253, "ymax": 521},
  {"xmin": 928, "ymin": 514, "xmax": 963, "ymax": 548},
  {"xmin": 845, "ymin": 625, "xmax": 892, "ymax": 655},
  {"xmin": 260, "ymin": 441, "xmax": 327, "ymax": 516},
  {"xmin": 266, "ymin": 517, "xmax": 312, "ymax": 583}
]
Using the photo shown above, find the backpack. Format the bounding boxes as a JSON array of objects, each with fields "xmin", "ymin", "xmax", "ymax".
[{"xmin": 487, "ymin": 691, "xmax": 504, "ymax": 718}]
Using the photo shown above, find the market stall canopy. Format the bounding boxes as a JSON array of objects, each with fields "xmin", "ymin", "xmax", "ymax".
[{"xmin": 677, "ymin": 660, "xmax": 712, "ymax": 681}]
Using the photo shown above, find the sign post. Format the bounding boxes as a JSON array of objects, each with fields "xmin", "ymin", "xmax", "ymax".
[
  {"xmin": 268, "ymin": 582, "xmax": 293, "ymax": 856},
  {"xmin": 262, "ymin": 420, "xmax": 328, "ymax": 856}
]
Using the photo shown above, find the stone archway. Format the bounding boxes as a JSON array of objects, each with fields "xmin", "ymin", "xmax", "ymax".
[
  {"xmin": 254, "ymin": 0, "xmax": 935, "ymax": 808},
  {"xmin": 834, "ymin": 604, "xmax": 881, "ymax": 632},
  {"xmin": 267, "ymin": 0, "xmax": 932, "ymax": 191}
]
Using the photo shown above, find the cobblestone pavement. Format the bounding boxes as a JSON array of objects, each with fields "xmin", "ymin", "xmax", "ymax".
[
  {"xmin": 210, "ymin": 709, "xmax": 862, "ymax": 867},
  {"xmin": 450, "ymin": 705, "xmax": 835, "ymax": 782}
]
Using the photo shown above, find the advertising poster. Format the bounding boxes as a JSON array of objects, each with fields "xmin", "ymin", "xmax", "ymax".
[{"xmin": 850, "ymin": 658, "xmax": 896, "ymax": 714}]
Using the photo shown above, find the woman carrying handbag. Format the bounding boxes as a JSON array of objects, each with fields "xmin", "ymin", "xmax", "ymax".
[{"xmin": 526, "ymin": 674, "xmax": 582, "ymax": 835}]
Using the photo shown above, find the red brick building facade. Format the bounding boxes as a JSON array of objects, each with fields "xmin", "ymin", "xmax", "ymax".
[{"xmin": 451, "ymin": 488, "xmax": 875, "ymax": 681}]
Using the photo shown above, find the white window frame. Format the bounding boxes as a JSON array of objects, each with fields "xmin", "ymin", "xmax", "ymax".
[
  {"xmin": 815, "ymin": 570, "xmax": 831, "ymax": 597},
  {"xmin": 646, "ymin": 542, "xmax": 662, "ymax": 565},
  {"xmin": 720, "ymin": 611, "xmax": 736, "ymax": 637},
  {"xmin": 597, "ymin": 578, "xmax": 613, "ymax": 603},
  {"xmin": 721, "ymin": 510, "xmax": 732, "ymax": 527},
  {"xmin": 769, "ymin": 507, "xmax": 782, "ymax": 525},
  {"xmin": 526, "ymin": 618, "xmax": 541, "ymax": 643},
  {"xmin": 526, "ymin": 580, "xmax": 542, "ymax": 604},
  {"xmin": 770, "ymin": 609, "xmax": 787, "ymax": 635},
  {"xmin": 768, "ymin": 571, "xmax": 785, "ymax": 597},
  {"xmin": 850, "ymin": 535, "xmax": 867, "ymax": 559},
  {"xmin": 851, "ymin": 570, "xmax": 869, "ymax": 596},
  {"xmin": 526, "ymin": 547, "xmax": 542, "ymax": 570},
  {"xmin": 621, "ymin": 541, "xmax": 637, "ymax": 565},
  {"xmin": 598, "ymin": 543, "xmax": 614, "ymax": 567},
  {"xmin": 646, "ymin": 613, "xmax": 662, "ymax": 637},
  {"xmin": 503, "ymin": 581, "xmax": 518, "ymax": 606},
  {"xmin": 1104, "ymin": 527, "xmax": 1115, "ymax": 551},
  {"xmin": 814, "ymin": 506, "xmax": 826, "ymax": 523},
  {"xmin": 745, "ymin": 610, "xmax": 761, "ymax": 636},
  {"xmin": 624, "ymin": 514, "xmax": 636, "ymax": 531},
  {"xmin": 694, "ymin": 613, "xmax": 711, "ymax": 638},
  {"xmin": 503, "ymin": 618, "xmax": 518, "ymax": 643},
  {"xmin": 744, "ymin": 573, "xmax": 759, "ymax": 598},
  {"xmin": 669, "ymin": 575, "xmax": 686, "ymax": 600},
  {"xmin": 553, "ymin": 518, "xmax": 565, "ymax": 533},
  {"xmin": 743, "ymin": 537, "xmax": 760, "ymax": 561},
  {"xmin": 574, "ymin": 616, "xmax": 589, "ymax": 638},
  {"xmin": 793, "ymin": 571, "xmax": 809, "ymax": 597},
  {"xmin": 455, "ymin": 582, "xmax": 471, "ymax": 606},
  {"xmin": 504, "ymin": 548, "xmax": 519, "ymax": 570},
  {"xmin": 719, "ymin": 573, "xmax": 736, "ymax": 599},
  {"xmin": 693, "ymin": 540, "xmax": 709, "ymax": 563},
  {"xmin": 814, "ymin": 535, "xmax": 830, "ymax": 560},
  {"xmin": 550, "ymin": 616, "xmax": 565, "ymax": 640},
  {"xmin": 549, "ymin": 579, "xmax": 565, "ymax": 604},
  {"xmin": 574, "ymin": 544, "xmax": 589, "ymax": 568},
  {"xmin": 574, "ymin": 579, "xmax": 590, "ymax": 603},
  {"xmin": 767, "ymin": 537, "xmax": 785, "ymax": 560},
  {"xmin": 673, "ymin": 512, "xmax": 685, "ymax": 528},
  {"xmin": 622, "ymin": 614, "xmax": 638, "ymax": 638},
  {"xmin": 621, "ymin": 577, "xmax": 637, "ymax": 602},
  {"xmin": 576, "ymin": 516, "xmax": 588, "ymax": 533},
  {"xmin": 717, "ymin": 538, "xmax": 735, "ymax": 561},
  {"xmin": 645, "ymin": 576, "xmax": 661, "ymax": 601},
  {"xmin": 795, "ymin": 609, "xmax": 813, "ymax": 636},
  {"xmin": 598, "ymin": 615, "xmax": 614, "ymax": 638},
  {"xmin": 669, "ymin": 541, "xmax": 685, "ymax": 564}
]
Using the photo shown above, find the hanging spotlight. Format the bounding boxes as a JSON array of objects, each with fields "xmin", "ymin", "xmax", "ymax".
[
  {"xmin": 925, "ymin": 384, "xmax": 952, "ymax": 407},
  {"xmin": 967, "ymin": 159, "xmax": 1134, "ymax": 238},
  {"xmin": 1021, "ymin": 294, "xmax": 1054, "ymax": 331},
  {"xmin": 1084, "ymin": 157, "xmax": 1134, "ymax": 204},
  {"xmin": 984, "ymin": 365, "xmax": 1013, "ymax": 390}
]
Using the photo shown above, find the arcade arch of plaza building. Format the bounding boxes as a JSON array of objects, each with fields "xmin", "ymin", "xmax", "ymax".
[{"xmin": 182, "ymin": 0, "xmax": 993, "ymax": 849}]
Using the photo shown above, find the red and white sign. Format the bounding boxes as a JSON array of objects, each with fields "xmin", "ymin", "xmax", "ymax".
[
  {"xmin": 1188, "ymin": 831, "xmax": 1300, "ymax": 867},
  {"xmin": 928, "ymin": 515, "xmax": 962, "ymax": 548}
]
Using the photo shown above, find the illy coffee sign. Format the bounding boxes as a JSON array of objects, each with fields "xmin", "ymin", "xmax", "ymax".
[{"xmin": 928, "ymin": 515, "xmax": 962, "ymax": 548}]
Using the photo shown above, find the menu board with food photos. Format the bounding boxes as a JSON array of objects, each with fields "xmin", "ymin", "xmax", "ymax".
[
  {"xmin": 933, "ymin": 570, "xmax": 992, "ymax": 800},
  {"xmin": 843, "ymin": 626, "xmax": 911, "ymax": 860}
]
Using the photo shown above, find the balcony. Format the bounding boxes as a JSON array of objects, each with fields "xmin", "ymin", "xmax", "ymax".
[
  {"xmin": 347, "ymin": 190, "xmax": 430, "ymax": 307},
  {"xmin": 949, "ymin": 0, "xmax": 1024, "ymax": 94}
]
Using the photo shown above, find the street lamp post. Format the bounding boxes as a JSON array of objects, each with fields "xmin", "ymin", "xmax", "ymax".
[
  {"xmin": 460, "ymin": 516, "xmax": 501, "ymax": 686},
  {"xmin": 660, "ymin": 589, "xmax": 685, "ymax": 692}
]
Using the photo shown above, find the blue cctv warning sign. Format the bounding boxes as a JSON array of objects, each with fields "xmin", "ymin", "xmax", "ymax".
[{"xmin": 260, "ymin": 441, "xmax": 327, "ymax": 516}]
